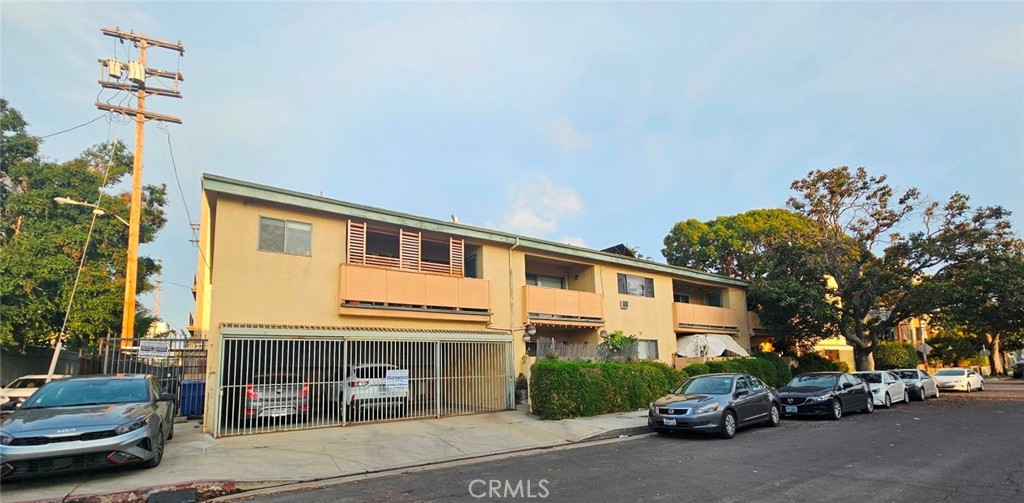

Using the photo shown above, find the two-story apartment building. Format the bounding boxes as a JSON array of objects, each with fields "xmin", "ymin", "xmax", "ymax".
[{"xmin": 192, "ymin": 174, "xmax": 750, "ymax": 436}]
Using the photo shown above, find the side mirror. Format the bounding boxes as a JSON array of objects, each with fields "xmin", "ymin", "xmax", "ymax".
[
  {"xmin": 158, "ymin": 392, "xmax": 176, "ymax": 402},
  {"xmin": 842, "ymin": 382, "xmax": 854, "ymax": 390},
  {"xmin": 735, "ymin": 389, "xmax": 749, "ymax": 398}
]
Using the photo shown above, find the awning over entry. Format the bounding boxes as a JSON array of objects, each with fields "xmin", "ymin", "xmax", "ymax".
[{"xmin": 677, "ymin": 334, "xmax": 750, "ymax": 358}]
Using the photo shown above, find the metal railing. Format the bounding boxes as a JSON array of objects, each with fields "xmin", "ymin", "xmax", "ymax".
[{"xmin": 215, "ymin": 336, "xmax": 513, "ymax": 437}]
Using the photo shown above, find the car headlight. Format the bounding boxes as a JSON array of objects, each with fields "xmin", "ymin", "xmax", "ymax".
[
  {"xmin": 695, "ymin": 403, "xmax": 720, "ymax": 414},
  {"xmin": 807, "ymin": 394, "xmax": 832, "ymax": 402},
  {"xmin": 873, "ymin": 388, "xmax": 883, "ymax": 394},
  {"xmin": 0, "ymin": 433, "xmax": 13, "ymax": 445},
  {"xmin": 114, "ymin": 417, "xmax": 149, "ymax": 435}
]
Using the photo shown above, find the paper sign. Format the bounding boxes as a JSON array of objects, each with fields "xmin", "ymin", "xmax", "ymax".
[
  {"xmin": 138, "ymin": 339, "xmax": 172, "ymax": 359},
  {"xmin": 385, "ymin": 369, "xmax": 409, "ymax": 389}
]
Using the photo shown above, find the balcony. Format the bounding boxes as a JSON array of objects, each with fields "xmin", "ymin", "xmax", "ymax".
[
  {"xmin": 339, "ymin": 263, "xmax": 491, "ymax": 321},
  {"xmin": 523, "ymin": 285, "xmax": 604, "ymax": 328},
  {"xmin": 673, "ymin": 303, "xmax": 740, "ymax": 334}
]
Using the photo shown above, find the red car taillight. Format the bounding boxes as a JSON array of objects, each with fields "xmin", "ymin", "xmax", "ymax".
[
  {"xmin": 245, "ymin": 384, "xmax": 259, "ymax": 399},
  {"xmin": 348, "ymin": 380, "xmax": 369, "ymax": 388},
  {"xmin": 299, "ymin": 382, "xmax": 309, "ymax": 398}
]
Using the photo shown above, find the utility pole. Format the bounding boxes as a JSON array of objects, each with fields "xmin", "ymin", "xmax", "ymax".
[{"xmin": 96, "ymin": 27, "xmax": 184, "ymax": 347}]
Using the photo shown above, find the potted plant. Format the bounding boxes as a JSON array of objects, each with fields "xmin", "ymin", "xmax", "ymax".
[{"xmin": 515, "ymin": 373, "xmax": 528, "ymax": 404}]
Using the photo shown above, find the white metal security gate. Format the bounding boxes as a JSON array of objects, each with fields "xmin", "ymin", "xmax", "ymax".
[{"xmin": 215, "ymin": 329, "xmax": 514, "ymax": 437}]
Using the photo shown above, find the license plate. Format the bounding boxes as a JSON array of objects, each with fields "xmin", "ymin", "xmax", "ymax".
[
  {"xmin": 785, "ymin": 406, "xmax": 798, "ymax": 413},
  {"xmin": 264, "ymin": 407, "xmax": 290, "ymax": 418},
  {"xmin": 663, "ymin": 418, "xmax": 677, "ymax": 426}
]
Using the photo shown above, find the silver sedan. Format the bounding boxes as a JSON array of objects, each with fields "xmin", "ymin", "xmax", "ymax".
[{"xmin": 648, "ymin": 373, "xmax": 782, "ymax": 439}]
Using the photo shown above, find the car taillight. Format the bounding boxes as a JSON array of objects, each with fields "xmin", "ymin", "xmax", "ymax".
[
  {"xmin": 348, "ymin": 380, "xmax": 369, "ymax": 388},
  {"xmin": 300, "ymin": 382, "xmax": 309, "ymax": 398},
  {"xmin": 245, "ymin": 384, "xmax": 259, "ymax": 399}
]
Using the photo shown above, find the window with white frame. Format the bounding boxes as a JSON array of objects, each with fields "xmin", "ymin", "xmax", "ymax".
[
  {"xmin": 259, "ymin": 216, "xmax": 312, "ymax": 256},
  {"xmin": 617, "ymin": 273, "xmax": 654, "ymax": 297},
  {"xmin": 637, "ymin": 339, "xmax": 659, "ymax": 360}
]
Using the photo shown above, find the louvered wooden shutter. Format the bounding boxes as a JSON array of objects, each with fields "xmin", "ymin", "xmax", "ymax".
[
  {"xmin": 347, "ymin": 221, "xmax": 366, "ymax": 265},
  {"xmin": 400, "ymin": 230, "xmax": 421, "ymax": 271},
  {"xmin": 450, "ymin": 238, "xmax": 464, "ymax": 277}
]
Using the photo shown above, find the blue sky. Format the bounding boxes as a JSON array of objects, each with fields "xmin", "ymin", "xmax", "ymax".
[{"xmin": 3, "ymin": 1, "xmax": 1022, "ymax": 334}]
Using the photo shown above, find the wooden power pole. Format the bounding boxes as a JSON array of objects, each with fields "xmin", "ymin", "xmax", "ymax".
[{"xmin": 96, "ymin": 27, "xmax": 184, "ymax": 346}]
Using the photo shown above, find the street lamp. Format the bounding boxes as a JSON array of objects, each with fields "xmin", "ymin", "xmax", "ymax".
[{"xmin": 53, "ymin": 196, "xmax": 129, "ymax": 226}]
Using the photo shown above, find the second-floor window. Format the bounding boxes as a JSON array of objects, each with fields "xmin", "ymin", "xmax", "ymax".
[
  {"xmin": 706, "ymin": 292, "xmax": 723, "ymax": 307},
  {"xmin": 617, "ymin": 273, "xmax": 654, "ymax": 297},
  {"xmin": 259, "ymin": 216, "xmax": 312, "ymax": 256},
  {"xmin": 527, "ymin": 274, "xmax": 564, "ymax": 289}
]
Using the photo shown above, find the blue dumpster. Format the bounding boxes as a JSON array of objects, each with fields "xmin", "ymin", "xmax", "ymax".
[{"xmin": 179, "ymin": 380, "xmax": 206, "ymax": 418}]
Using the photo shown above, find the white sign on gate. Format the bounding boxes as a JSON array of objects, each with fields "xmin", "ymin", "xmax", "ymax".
[
  {"xmin": 138, "ymin": 339, "xmax": 172, "ymax": 359},
  {"xmin": 385, "ymin": 369, "xmax": 409, "ymax": 390}
]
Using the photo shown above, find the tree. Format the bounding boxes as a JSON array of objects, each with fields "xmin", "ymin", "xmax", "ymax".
[
  {"xmin": 787, "ymin": 166, "xmax": 1016, "ymax": 370},
  {"xmin": 0, "ymin": 100, "xmax": 168, "ymax": 349},
  {"xmin": 662, "ymin": 209, "xmax": 838, "ymax": 354}
]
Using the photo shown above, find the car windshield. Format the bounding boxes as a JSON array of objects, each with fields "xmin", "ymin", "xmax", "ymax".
[
  {"xmin": 857, "ymin": 373, "xmax": 882, "ymax": 384},
  {"xmin": 895, "ymin": 371, "xmax": 919, "ymax": 379},
  {"xmin": 21, "ymin": 378, "xmax": 149, "ymax": 408},
  {"xmin": 786, "ymin": 375, "xmax": 837, "ymax": 388},
  {"xmin": 5, "ymin": 378, "xmax": 48, "ymax": 389},
  {"xmin": 936, "ymin": 369, "xmax": 966, "ymax": 377},
  {"xmin": 675, "ymin": 376, "xmax": 734, "ymax": 395}
]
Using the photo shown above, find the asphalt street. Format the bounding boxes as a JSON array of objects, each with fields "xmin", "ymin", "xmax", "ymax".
[{"xmin": 241, "ymin": 381, "xmax": 1024, "ymax": 503}]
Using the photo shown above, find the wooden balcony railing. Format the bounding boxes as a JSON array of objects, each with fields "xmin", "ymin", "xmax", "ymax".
[
  {"xmin": 673, "ymin": 303, "xmax": 740, "ymax": 333},
  {"xmin": 523, "ymin": 285, "xmax": 604, "ymax": 327},
  {"xmin": 339, "ymin": 263, "xmax": 490, "ymax": 318}
]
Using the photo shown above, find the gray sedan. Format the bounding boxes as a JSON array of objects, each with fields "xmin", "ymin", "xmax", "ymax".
[
  {"xmin": 648, "ymin": 373, "xmax": 782, "ymax": 439},
  {"xmin": 892, "ymin": 368, "xmax": 940, "ymax": 400},
  {"xmin": 0, "ymin": 374, "xmax": 175, "ymax": 480}
]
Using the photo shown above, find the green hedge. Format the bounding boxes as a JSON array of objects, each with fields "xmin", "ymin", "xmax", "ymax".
[
  {"xmin": 874, "ymin": 342, "xmax": 919, "ymax": 370},
  {"xmin": 530, "ymin": 360, "xmax": 687, "ymax": 420},
  {"xmin": 793, "ymin": 352, "xmax": 842, "ymax": 375},
  {"xmin": 683, "ymin": 356, "xmax": 792, "ymax": 388}
]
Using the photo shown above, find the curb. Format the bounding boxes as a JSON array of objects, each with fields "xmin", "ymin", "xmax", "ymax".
[
  {"xmin": 579, "ymin": 425, "xmax": 652, "ymax": 441},
  {"xmin": 14, "ymin": 480, "xmax": 238, "ymax": 503}
]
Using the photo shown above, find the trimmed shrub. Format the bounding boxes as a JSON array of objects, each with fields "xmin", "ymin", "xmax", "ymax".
[
  {"xmin": 833, "ymin": 361, "xmax": 850, "ymax": 373},
  {"xmin": 683, "ymin": 362, "xmax": 711, "ymax": 377},
  {"xmin": 874, "ymin": 342, "xmax": 919, "ymax": 370},
  {"xmin": 751, "ymin": 352, "xmax": 793, "ymax": 388},
  {"xmin": 530, "ymin": 360, "xmax": 688, "ymax": 420},
  {"xmin": 793, "ymin": 352, "xmax": 841, "ymax": 375}
]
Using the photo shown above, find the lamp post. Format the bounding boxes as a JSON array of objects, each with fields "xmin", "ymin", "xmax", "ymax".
[{"xmin": 47, "ymin": 196, "xmax": 132, "ymax": 381}]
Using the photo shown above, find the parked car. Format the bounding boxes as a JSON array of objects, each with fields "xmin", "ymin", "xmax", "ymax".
[
  {"xmin": 342, "ymin": 363, "xmax": 409, "ymax": 420},
  {"xmin": 223, "ymin": 372, "xmax": 310, "ymax": 426},
  {"xmin": 1012, "ymin": 361, "xmax": 1024, "ymax": 379},
  {"xmin": 933, "ymin": 368, "xmax": 985, "ymax": 392},
  {"xmin": 777, "ymin": 372, "xmax": 873, "ymax": 420},
  {"xmin": 0, "ymin": 375, "xmax": 70, "ymax": 411},
  {"xmin": 854, "ymin": 370, "xmax": 909, "ymax": 408},
  {"xmin": 0, "ymin": 374, "xmax": 175, "ymax": 480},
  {"xmin": 648, "ymin": 373, "xmax": 781, "ymax": 439},
  {"xmin": 892, "ymin": 368, "xmax": 940, "ymax": 400}
]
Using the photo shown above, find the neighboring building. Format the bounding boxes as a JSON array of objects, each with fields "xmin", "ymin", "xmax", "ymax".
[{"xmin": 191, "ymin": 174, "xmax": 751, "ymax": 436}]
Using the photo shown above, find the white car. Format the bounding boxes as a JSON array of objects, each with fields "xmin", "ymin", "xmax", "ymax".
[
  {"xmin": 0, "ymin": 374, "xmax": 70, "ymax": 411},
  {"xmin": 342, "ymin": 363, "xmax": 409, "ymax": 420},
  {"xmin": 854, "ymin": 371, "xmax": 909, "ymax": 408},
  {"xmin": 934, "ymin": 368, "xmax": 985, "ymax": 392}
]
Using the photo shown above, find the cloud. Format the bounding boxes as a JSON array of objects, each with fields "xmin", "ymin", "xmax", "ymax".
[
  {"xmin": 499, "ymin": 177, "xmax": 584, "ymax": 236},
  {"xmin": 544, "ymin": 116, "xmax": 592, "ymax": 151},
  {"xmin": 559, "ymin": 236, "xmax": 587, "ymax": 247}
]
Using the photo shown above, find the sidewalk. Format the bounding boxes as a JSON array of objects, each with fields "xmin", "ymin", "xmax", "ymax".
[{"xmin": 2, "ymin": 407, "xmax": 650, "ymax": 503}]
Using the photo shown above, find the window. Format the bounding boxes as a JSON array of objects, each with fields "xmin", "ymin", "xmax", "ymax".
[
  {"xmin": 673, "ymin": 293, "xmax": 690, "ymax": 303},
  {"xmin": 617, "ymin": 273, "xmax": 654, "ymax": 297},
  {"xmin": 527, "ymin": 274, "xmax": 565, "ymax": 289},
  {"xmin": 736, "ymin": 377, "xmax": 749, "ymax": 392},
  {"xmin": 637, "ymin": 339, "xmax": 659, "ymax": 360},
  {"xmin": 750, "ymin": 377, "xmax": 765, "ymax": 391},
  {"xmin": 259, "ymin": 217, "xmax": 312, "ymax": 256},
  {"xmin": 705, "ymin": 292, "xmax": 723, "ymax": 307},
  {"xmin": 464, "ymin": 254, "xmax": 478, "ymax": 279},
  {"xmin": 366, "ymin": 229, "xmax": 400, "ymax": 258}
]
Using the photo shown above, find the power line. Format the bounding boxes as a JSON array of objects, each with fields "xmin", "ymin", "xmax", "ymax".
[
  {"xmin": 0, "ymin": 115, "xmax": 107, "ymax": 147},
  {"xmin": 156, "ymin": 123, "xmax": 211, "ymax": 272}
]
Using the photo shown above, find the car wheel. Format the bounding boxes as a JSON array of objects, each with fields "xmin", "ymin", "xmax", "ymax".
[
  {"xmin": 167, "ymin": 421, "xmax": 174, "ymax": 440},
  {"xmin": 142, "ymin": 432, "xmax": 165, "ymax": 468},
  {"xmin": 830, "ymin": 399, "xmax": 843, "ymax": 420},
  {"xmin": 862, "ymin": 396, "xmax": 874, "ymax": 414},
  {"xmin": 933, "ymin": 388, "xmax": 940, "ymax": 399},
  {"xmin": 916, "ymin": 388, "xmax": 926, "ymax": 401},
  {"xmin": 979, "ymin": 381, "xmax": 985, "ymax": 391},
  {"xmin": 903, "ymin": 390, "xmax": 911, "ymax": 404},
  {"xmin": 884, "ymin": 393, "xmax": 892, "ymax": 409},
  {"xmin": 766, "ymin": 403, "xmax": 781, "ymax": 427},
  {"xmin": 720, "ymin": 411, "xmax": 737, "ymax": 439},
  {"xmin": 966, "ymin": 383, "xmax": 972, "ymax": 393}
]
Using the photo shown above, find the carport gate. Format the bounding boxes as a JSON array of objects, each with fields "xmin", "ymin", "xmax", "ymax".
[{"xmin": 214, "ymin": 327, "xmax": 514, "ymax": 437}]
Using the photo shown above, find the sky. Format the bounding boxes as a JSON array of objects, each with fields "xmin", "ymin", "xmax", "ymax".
[{"xmin": 2, "ymin": 1, "xmax": 1022, "ymax": 335}]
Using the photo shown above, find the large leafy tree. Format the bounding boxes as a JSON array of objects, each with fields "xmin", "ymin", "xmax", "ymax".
[
  {"xmin": 788, "ymin": 166, "xmax": 1017, "ymax": 370},
  {"xmin": 0, "ymin": 100, "xmax": 168, "ymax": 350},
  {"xmin": 662, "ymin": 209, "xmax": 838, "ymax": 354}
]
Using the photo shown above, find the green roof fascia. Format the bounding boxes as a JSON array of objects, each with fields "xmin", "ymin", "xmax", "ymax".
[{"xmin": 202, "ymin": 174, "xmax": 749, "ymax": 288}]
